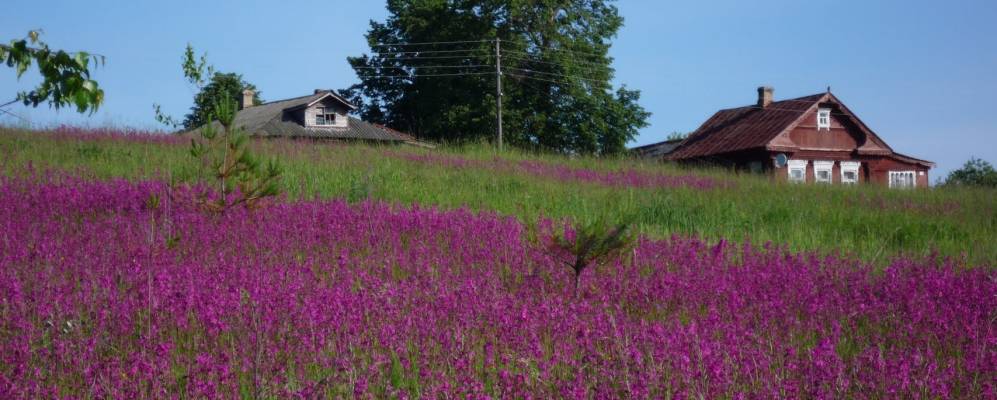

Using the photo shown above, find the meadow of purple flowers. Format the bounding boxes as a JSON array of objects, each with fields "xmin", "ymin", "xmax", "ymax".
[{"xmin": 1, "ymin": 174, "xmax": 994, "ymax": 398}]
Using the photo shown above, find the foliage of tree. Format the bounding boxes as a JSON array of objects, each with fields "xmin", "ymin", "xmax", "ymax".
[
  {"xmin": 341, "ymin": 0, "xmax": 650, "ymax": 155},
  {"xmin": 154, "ymin": 44, "xmax": 261, "ymax": 130},
  {"xmin": 666, "ymin": 131, "xmax": 689, "ymax": 141},
  {"xmin": 0, "ymin": 30, "xmax": 104, "ymax": 114},
  {"xmin": 943, "ymin": 157, "xmax": 997, "ymax": 188},
  {"xmin": 189, "ymin": 96, "xmax": 282, "ymax": 212}
]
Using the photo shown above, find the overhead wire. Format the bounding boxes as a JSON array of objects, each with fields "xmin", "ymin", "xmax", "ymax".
[
  {"xmin": 503, "ymin": 67, "xmax": 606, "ymax": 84},
  {"xmin": 362, "ymin": 72, "xmax": 495, "ymax": 79},
  {"xmin": 370, "ymin": 39, "xmax": 494, "ymax": 47},
  {"xmin": 0, "ymin": 107, "xmax": 27, "ymax": 122},
  {"xmin": 356, "ymin": 39, "xmax": 617, "ymax": 89},
  {"xmin": 353, "ymin": 64, "xmax": 493, "ymax": 70},
  {"xmin": 502, "ymin": 56, "xmax": 611, "ymax": 80},
  {"xmin": 367, "ymin": 48, "xmax": 486, "ymax": 56},
  {"xmin": 363, "ymin": 54, "xmax": 490, "ymax": 61}
]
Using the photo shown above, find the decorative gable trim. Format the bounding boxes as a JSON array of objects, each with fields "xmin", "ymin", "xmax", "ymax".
[
  {"xmin": 823, "ymin": 93, "xmax": 893, "ymax": 154},
  {"xmin": 283, "ymin": 92, "xmax": 357, "ymax": 113},
  {"xmin": 306, "ymin": 92, "xmax": 357, "ymax": 110},
  {"xmin": 765, "ymin": 93, "xmax": 827, "ymax": 152}
]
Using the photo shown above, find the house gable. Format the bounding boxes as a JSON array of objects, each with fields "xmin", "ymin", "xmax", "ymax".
[
  {"xmin": 766, "ymin": 93, "xmax": 891, "ymax": 155},
  {"xmin": 295, "ymin": 97, "xmax": 350, "ymax": 128}
]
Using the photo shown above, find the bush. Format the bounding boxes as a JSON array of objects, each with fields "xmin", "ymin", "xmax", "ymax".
[{"xmin": 943, "ymin": 157, "xmax": 997, "ymax": 188}]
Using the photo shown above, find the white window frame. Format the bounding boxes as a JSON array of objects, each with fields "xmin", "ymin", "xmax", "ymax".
[
  {"xmin": 814, "ymin": 160, "xmax": 834, "ymax": 184},
  {"xmin": 889, "ymin": 171, "xmax": 917, "ymax": 189},
  {"xmin": 787, "ymin": 159, "xmax": 808, "ymax": 183},
  {"xmin": 817, "ymin": 108, "xmax": 831, "ymax": 131},
  {"xmin": 313, "ymin": 107, "xmax": 338, "ymax": 126},
  {"xmin": 840, "ymin": 161, "xmax": 860, "ymax": 185}
]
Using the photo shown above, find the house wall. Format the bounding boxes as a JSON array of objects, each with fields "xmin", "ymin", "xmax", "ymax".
[
  {"xmin": 304, "ymin": 98, "xmax": 349, "ymax": 128},
  {"xmin": 865, "ymin": 157, "xmax": 930, "ymax": 187},
  {"xmin": 771, "ymin": 158, "xmax": 869, "ymax": 184},
  {"xmin": 786, "ymin": 108, "xmax": 860, "ymax": 150}
]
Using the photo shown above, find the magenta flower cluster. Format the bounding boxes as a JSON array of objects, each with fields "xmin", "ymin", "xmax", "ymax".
[
  {"xmin": 392, "ymin": 152, "xmax": 721, "ymax": 190},
  {"xmin": 0, "ymin": 175, "xmax": 993, "ymax": 398}
]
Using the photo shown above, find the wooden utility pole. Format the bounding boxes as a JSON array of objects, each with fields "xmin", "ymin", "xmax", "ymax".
[{"xmin": 495, "ymin": 38, "xmax": 503, "ymax": 151}]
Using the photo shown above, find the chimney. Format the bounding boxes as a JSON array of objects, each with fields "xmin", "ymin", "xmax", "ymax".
[
  {"xmin": 314, "ymin": 89, "xmax": 327, "ymax": 94},
  {"xmin": 757, "ymin": 86, "xmax": 774, "ymax": 108},
  {"xmin": 240, "ymin": 89, "xmax": 255, "ymax": 110}
]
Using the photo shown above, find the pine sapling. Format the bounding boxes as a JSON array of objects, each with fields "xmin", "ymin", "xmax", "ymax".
[
  {"xmin": 552, "ymin": 218, "xmax": 636, "ymax": 296},
  {"xmin": 187, "ymin": 96, "xmax": 282, "ymax": 212}
]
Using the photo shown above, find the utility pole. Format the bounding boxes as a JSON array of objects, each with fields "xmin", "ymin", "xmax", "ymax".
[{"xmin": 495, "ymin": 38, "xmax": 503, "ymax": 151}]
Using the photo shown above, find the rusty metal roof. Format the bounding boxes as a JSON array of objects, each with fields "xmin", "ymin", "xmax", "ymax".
[{"xmin": 665, "ymin": 93, "xmax": 825, "ymax": 160}]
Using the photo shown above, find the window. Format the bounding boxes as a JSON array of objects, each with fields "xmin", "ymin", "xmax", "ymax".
[
  {"xmin": 787, "ymin": 159, "xmax": 807, "ymax": 183},
  {"xmin": 814, "ymin": 160, "xmax": 834, "ymax": 184},
  {"xmin": 840, "ymin": 161, "xmax": 860, "ymax": 184},
  {"xmin": 817, "ymin": 108, "xmax": 831, "ymax": 130},
  {"xmin": 889, "ymin": 171, "xmax": 916, "ymax": 189},
  {"xmin": 313, "ymin": 107, "xmax": 338, "ymax": 126}
]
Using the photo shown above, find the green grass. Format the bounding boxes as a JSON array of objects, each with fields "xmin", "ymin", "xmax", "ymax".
[{"xmin": 2, "ymin": 127, "xmax": 994, "ymax": 265}]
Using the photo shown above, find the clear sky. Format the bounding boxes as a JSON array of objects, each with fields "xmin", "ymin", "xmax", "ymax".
[{"xmin": 2, "ymin": 0, "xmax": 995, "ymax": 179}]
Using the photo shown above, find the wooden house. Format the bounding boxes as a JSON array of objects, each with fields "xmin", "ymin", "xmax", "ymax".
[
  {"xmin": 190, "ymin": 89, "xmax": 430, "ymax": 146},
  {"xmin": 640, "ymin": 87, "xmax": 933, "ymax": 188}
]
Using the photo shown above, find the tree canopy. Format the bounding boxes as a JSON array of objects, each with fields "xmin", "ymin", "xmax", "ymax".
[
  {"xmin": 341, "ymin": 0, "xmax": 649, "ymax": 155},
  {"xmin": 0, "ymin": 30, "xmax": 104, "ymax": 114},
  {"xmin": 154, "ymin": 44, "xmax": 261, "ymax": 130},
  {"xmin": 182, "ymin": 72, "xmax": 261, "ymax": 130},
  {"xmin": 943, "ymin": 157, "xmax": 997, "ymax": 188}
]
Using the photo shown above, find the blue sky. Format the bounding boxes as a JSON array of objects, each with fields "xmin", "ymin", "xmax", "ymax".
[{"xmin": 2, "ymin": 0, "xmax": 995, "ymax": 179}]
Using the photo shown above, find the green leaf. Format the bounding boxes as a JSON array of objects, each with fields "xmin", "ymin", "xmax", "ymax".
[{"xmin": 74, "ymin": 52, "xmax": 89, "ymax": 68}]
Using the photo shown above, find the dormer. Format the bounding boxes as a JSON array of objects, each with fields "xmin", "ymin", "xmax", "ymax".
[{"xmin": 284, "ymin": 89, "xmax": 357, "ymax": 129}]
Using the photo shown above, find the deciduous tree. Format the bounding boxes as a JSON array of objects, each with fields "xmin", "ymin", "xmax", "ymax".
[
  {"xmin": 0, "ymin": 30, "xmax": 104, "ymax": 114},
  {"xmin": 943, "ymin": 157, "xmax": 997, "ymax": 188},
  {"xmin": 341, "ymin": 0, "xmax": 649, "ymax": 155}
]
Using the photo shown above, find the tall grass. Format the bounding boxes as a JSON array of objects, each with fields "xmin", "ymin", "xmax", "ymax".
[{"xmin": 1, "ymin": 126, "xmax": 994, "ymax": 265}]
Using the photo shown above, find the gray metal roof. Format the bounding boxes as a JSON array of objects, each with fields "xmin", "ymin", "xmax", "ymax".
[
  {"xmin": 190, "ymin": 91, "xmax": 418, "ymax": 143},
  {"xmin": 631, "ymin": 138, "xmax": 683, "ymax": 158}
]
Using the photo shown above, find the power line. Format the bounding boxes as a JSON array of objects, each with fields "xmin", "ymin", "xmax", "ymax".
[
  {"xmin": 371, "ymin": 39, "xmax": 494, "ymax": 47},
  {"xmin": 503, "ymin": 54, "xmax": 608, "ymax": 69},
  {"xmin": 366, "ymin": 54, "xmax": 489, "ymax": 61},
  {"xmin": 368, "ymin": 48, "xmax": 485, "ymax": 56},
  {"xmin": 504, "ymin": 67, "xmax": 606, "ymax": 84},
  {"xmin": 502, "ymin": 56, "xmax": 611, "ymax": 79},
  {"xmin": 363, "ymin": 72, "xmax": 494, "ymax": 79},
  {"xmin": 353, "ymin": 64, "xmax": 493, "ymax": 70},
  {"xmin": 507, "ymin": 45, "xmax": 608, "ymax": 59},
  {"xmin": 505, "ymin": 73, "xmax": 588, "ymax": 87},
  {"xmin": 0, "ymin": 107, "xmax": 27, "ymax": 122},
  {"xmin": 502, "ymin": 50, "xmax": 608, "ymax": 67}
]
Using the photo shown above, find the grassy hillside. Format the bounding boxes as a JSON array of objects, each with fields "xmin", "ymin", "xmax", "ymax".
[{"xmin": 1, "ymin": 126, "xmax": 994, "ymax": 265}]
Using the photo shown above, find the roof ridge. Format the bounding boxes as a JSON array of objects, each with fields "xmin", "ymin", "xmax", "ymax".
[
  {"xmin": 258, "ymin": 93, "xmax": 321, "ymax": 106},
  {"xmin": 720, "ymin": 93, "xmax": 825, "ymax": 111}
]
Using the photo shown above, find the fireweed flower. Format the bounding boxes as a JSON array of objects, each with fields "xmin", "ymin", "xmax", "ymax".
[{"xmin": 0, "ymin": 174, "xmax": 993, "ymax": 399}]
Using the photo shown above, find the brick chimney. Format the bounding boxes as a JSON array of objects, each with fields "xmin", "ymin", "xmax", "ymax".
[
  {"xmin": 240, "ymin": 89, "xmax": 255, "ymax": 110},
  {"xmin": 757, "ymin": 86, "xmax": 774, "ymax": 108},
  {"xmin": 314, "ymin": 89, "xmax": 327, "ymax": 94}
]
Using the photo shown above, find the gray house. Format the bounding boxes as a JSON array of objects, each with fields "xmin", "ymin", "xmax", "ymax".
[{"xmin": 193, "ymin": 89, "xmax": 427, "ymax": 146}]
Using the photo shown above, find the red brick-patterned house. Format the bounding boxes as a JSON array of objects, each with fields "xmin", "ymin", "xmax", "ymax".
[{"xmin": 642, "ymin": 87, "xmax": 934, "ymax": 188}]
